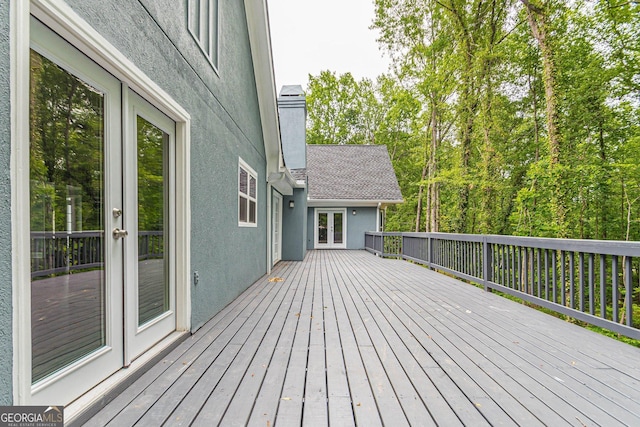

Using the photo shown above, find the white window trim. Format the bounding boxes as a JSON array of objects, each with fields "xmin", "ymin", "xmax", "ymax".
[
  {"xmin": 238, "ymin": 158, "xmax": 258, "ymax": 227},
  {"xmin": 187, "ymin": 0, "xmax": 219, "ymax": 73},
  {"xmin": 12, "ymin": 0, "xmax": 192, "ymax": 416}
]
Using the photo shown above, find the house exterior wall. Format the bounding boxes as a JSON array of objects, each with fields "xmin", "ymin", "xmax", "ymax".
[
  {"xmin": 282, "ymin": 188, "xmax": 307, "ymax": 261},
  {"xmin": 2, "ymin": 1, "xmax": 273, "ymax": 405},
  {"xmin": 346, "ymin": 207, "xmax": 378, "ymax": 249},
  {"xmin": 60, "ymin": 0, "xmax": 268, "ymax": 331},
  {"xmin": 306, "ymin": 206, "xmax": 378, "ymax": 250},
  {"xmin": 0, "ymin": 0, "xmax": 12, "ymax": 406},
  {"xmin": 278, "ymin": 93, "xmax": 306, "ymax": 170}
]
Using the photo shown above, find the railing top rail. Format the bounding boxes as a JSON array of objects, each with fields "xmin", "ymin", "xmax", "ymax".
[
  {"xmin": 365, "ymin": 231, "xmax": 403, "ymax": 237},
  {"xmin": 379, "ymin": 231, "xmax": 640, "ymax": 256},
  {"xmin": 403, "ymin": 232, "xmax": 484, "ymax": 243},
  {"xmin": 31, "ymin": 230, "xmax": 163, "ymax": 237}
]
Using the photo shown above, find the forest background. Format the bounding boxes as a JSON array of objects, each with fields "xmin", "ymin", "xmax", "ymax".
[{"xmin": 305, "ymin": 0, "xmax": 639, "ymax": 240}]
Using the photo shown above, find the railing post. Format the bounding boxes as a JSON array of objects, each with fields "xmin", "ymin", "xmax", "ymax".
[
  {"xmin": 483, "ymin": 236, "xmax": 492, "ymax": 292},
  {"xmin": 427, "ymin": 234, "xmax": 433, "ymax": 270}
]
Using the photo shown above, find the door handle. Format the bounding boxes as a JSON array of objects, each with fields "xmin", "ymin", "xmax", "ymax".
[{"xmin": 112, "ymin": 228, "xmax": 129, "ymax": 239}]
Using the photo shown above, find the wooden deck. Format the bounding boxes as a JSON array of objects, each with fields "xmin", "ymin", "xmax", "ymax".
[{"xmin": 81, "ymin": 250, "xmax": 640, "ymax": 426}]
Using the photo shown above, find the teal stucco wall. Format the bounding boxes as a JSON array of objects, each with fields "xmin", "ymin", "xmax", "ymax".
[
  {"xmin": 0, "ymin": 0, "xmax": 12, "ymax": 406},
  {"xmin": 346, "ymin": 207, "xmax": 378, "ymax": 250},
  {"xmin": 282, "ymin": 188, "xmax": 307, "ymax": 261}
]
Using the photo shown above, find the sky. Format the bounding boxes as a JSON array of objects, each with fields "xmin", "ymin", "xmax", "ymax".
[{"xmin": 267, "ymin": 0, "xmax": 390, "ymax": 92}]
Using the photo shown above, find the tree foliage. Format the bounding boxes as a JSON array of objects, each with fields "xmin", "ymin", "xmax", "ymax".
[{"xmin": 306, "ymin": 0, "xmax": 640, "ymax": 241}]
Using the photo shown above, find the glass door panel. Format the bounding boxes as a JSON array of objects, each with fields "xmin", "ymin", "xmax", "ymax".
[
  {"xmin": 333, "ymin": 213, "xmax": 344, "ymax": 244},
  {"xmin": 318, "ymin": 213, "xmax": 328, "ymax": 244},
  {"xmin": 29, "ymin": 49, "xmax": 108, "ymax": 382},
  {"xmin": 126, "ymin": 91, "xmax": 176, "ymax": 362},
  {"xmin": 137, "ymin": 116, "xmax": 169, "ymax": 326},
  {"xmin": 29, "ymin": 17, "xmax": 123, "ymax": 406}
]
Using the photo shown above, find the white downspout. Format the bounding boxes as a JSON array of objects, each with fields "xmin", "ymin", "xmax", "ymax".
[{"xmin": 267, "ymin": 183, "xmax": 272, "ymax": 274}]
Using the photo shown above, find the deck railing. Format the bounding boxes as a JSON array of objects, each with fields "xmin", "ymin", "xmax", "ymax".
[
  {"xmin": 365, "ymin": 231, "xmax": 640, "ymax": 340},
  {"xmin": 31, "ymin": 230, "xmax": 163, "ymax": 278}
]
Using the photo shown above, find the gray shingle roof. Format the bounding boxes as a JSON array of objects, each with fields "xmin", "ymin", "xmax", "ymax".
[{"xmin": 306, "ymin": 145, "xmax": 403, "ymax": 202}]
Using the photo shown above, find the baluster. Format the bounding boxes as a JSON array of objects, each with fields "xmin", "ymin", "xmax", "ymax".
[
  {"xmin": 569, "ymin": 252, "xmax": 575, "ymax": 309},
  {"xmin": 537, "ymin": 248, "xmax": 542, "ymax": 298},
  {"xmin": 612, "ymin": 255, "xmax": 619, "ymax": 323},
  {"xmin": 625, "ymin": 256, "xmax": 633, "ymax": 327},
  {"xmin": 560, "ymin": 250, "xmax": 566, "ymax": 306},
  {"xmin": 579, "ymin": 252, "xmax": 585, "ymax": 312},
  {"xmin": 544, "ymin": 249, "xmax": 549, "ymax": 301},
  {"xmin": 552, "ymin": 250, "xmax": 557, "ymax": 304},
  {"xmin": 589, "ymin": 253, "xmax": 595, "ymax": 315},
  {"xmin": 600, "ymin": 254, "xmax": 607, "ymax": 319}
]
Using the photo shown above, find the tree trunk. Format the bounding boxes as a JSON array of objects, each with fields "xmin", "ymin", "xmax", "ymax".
[
  {"xmin": 521, "ymin": 0, "xmax": 567, "ymax": 236},
  {"xmin": 416, "ymin": 162, "xmax": 428, "ymax": 232},
  {"xmin": 428, "ymin": 103, "xmax": 439, "ymax": 232}
]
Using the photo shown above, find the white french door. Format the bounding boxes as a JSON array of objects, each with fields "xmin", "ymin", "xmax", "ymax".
[
  {"xmin": 124, "ymin": 91, "xmax": 176, "ymax": 363},
  {"xmin": 28, "ymin": 18, "xmax": 176, "ymax": 405},
  {"xmin": 315, "ymin": 209, "xmax": 347, "ymax": 249}
]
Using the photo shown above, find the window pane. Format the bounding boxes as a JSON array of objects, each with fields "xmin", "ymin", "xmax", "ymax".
[
  {"xmin": 239, "ymin": 168, "xmax": 248, "ymax": 195},
  {"xmin": 249, "ymin": 200, "xmax": 256, "ymax": 223},
  {"xmin": 188, "ymin": 0, "xmax": 200, "ymax": 35},
  {"xmin": 209, "ymin": 0, "xmax": 219, "ymax": 64},
  {"xmin": 30, "ymin": 50, "xmax": 106, "ymax": 382},
  {"xmin": 249, "ymin": 175, "xmax": 256, "ymax": 199},
  {"xmin": 137, "ymin": 116, "xmax": 169, "ymax": 326},
  {"xmin": 199, "ymin": 0, "xmax": 209, "ymax": 52},
  {"xmin": 187, "ymin": 0, "xmax": 217, "ymax": 67},
  {"xmin": 334, "ymin": 213, "xmax": 343, "ymax": 244},
  {"xmin": 239, "ymin": 195, "xmax": 247, "ymax": 222},
  {"xmin": 318, "ymin": 213, "xmax": 328, "ymax": 244}
]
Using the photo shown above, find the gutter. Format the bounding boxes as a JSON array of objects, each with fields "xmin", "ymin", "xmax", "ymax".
[{"xmin": 268, "ymin": 168, "xmax": 303, "ymax": 196}]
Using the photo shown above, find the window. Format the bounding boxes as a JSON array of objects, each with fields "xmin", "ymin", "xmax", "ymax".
[
  {"xmin": 238, "ymin": 159, "xmax": 257, "ymax": 226},
  {"xmin": 187, "ymin": 0, "xmax": 219, "ymax": 69}
]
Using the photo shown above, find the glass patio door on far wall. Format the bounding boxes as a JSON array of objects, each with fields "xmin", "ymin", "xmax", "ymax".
[{"xmin": 316, "ymin": 209, "xmax": 346, "ymax": 249}]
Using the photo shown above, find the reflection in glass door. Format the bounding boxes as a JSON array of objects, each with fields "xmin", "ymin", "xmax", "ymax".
[
  {"xmin": 316, "ymin": 210, "xmax": 346, "ymax": 249},
  {"xmin": 30, "ymin": 49, "xmax": 108, "ymax": 382},
  {"xmin": 333, "ymin": 212, "xmax": 344, "ymax": 245},
  {"xmin": 137, "ymin": 116, "xmax": 169, "ymax": 326},
  {"xmin": 318, "ymin": 212, "xmax": 328, "ymax": 244}
]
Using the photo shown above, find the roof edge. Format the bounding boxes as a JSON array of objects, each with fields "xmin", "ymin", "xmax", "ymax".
[
  {"xmin": 308, "ymin": 199, "xmax": 404, "ymax": 208},
  {"xmin": 243, "ymin": 0, "xmax": 282, "ymax": 176}
]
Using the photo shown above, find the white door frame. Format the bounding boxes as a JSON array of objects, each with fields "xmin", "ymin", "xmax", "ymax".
[
  {"xmin": 272, "ymin": 193, "xmax": 283, "ymax": 264},
  {"xmin": 124, "ymin": 90, "xmax": 177, "ymax": 364},
  {"xmin": 314, "ymin": 208, "xmax": 347, "ymax": 249},
  {"xmin": 12, "ymin": 0, "xmax": 191, "ymax": 412}
]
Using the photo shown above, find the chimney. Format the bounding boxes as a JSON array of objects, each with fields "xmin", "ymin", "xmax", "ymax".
[{"xmin": 277, "ymin": 85, "xmax": 306, "ymax": 170}]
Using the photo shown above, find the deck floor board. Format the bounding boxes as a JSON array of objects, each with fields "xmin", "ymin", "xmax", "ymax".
[{"xmin": 83, "ymin": 250, "xmax": 640, "ymax": 427}]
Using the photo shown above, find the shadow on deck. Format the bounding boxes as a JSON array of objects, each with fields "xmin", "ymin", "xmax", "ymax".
[{"xmin": 82, "ymin": 250, "xmax": 640, "ymax": 426}]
